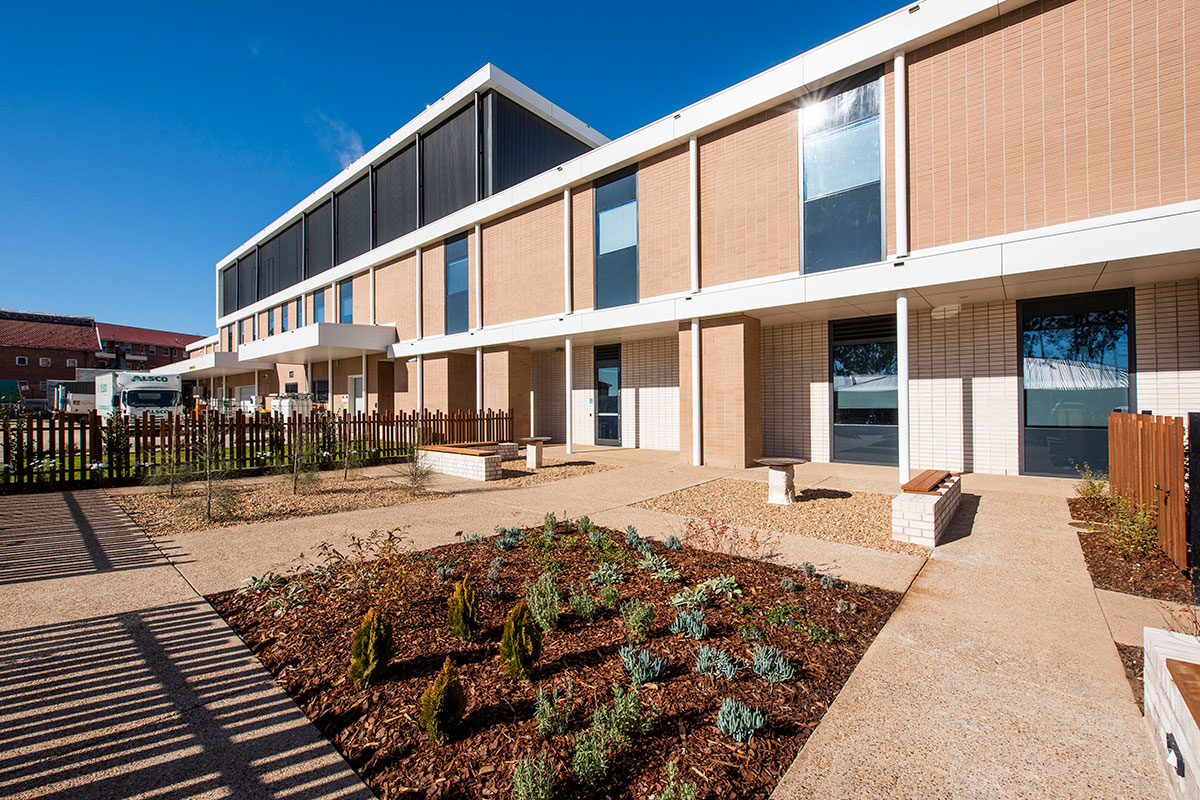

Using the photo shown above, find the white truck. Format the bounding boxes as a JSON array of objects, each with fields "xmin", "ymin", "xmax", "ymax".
[{"xmin": 95, "ymin": 371, "xmax": 183, "ymax": 421}]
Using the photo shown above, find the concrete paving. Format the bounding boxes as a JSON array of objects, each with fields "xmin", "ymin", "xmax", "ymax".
[
  {"xmin": 0, "ymin": 490, "xmax": 373, "ymax": 800},
  {"xmin": 1096, "ymin": 587, "xmax": 1200, "ymax": 647}
]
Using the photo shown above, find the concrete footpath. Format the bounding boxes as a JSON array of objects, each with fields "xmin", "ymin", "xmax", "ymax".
[{"xmin": 0, "ymin": 490, "xmax": 373, "ymax": 800}]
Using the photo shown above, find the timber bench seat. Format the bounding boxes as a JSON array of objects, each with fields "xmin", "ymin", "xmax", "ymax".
[
  {"xmin": 893, "ymin": 469, "xmax": 962, "ymax": 548},
  {"xmin": 419, "ymin": 444, "xmax": 497, "ymax": 457}
]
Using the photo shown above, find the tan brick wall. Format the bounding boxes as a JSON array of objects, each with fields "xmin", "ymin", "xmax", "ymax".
[
  {"xmin": 393, "ymin": 359, "xmax": 418, "ymax": 412},
  {"xmin": 532, "ymin": 348, "xmax": 566, "ymax": 442},
  {"xmin": 620, "ymin": 337, "xmax": 680, "ymax": 451},
  {"xmin": 638, "ymin": 145, "xmax": 690, "ymax": 300},
  {"xmin": 761, "ymin": 321, "xmax": 830, "ymax": 462},
  {"xmin": 699, "ymin": 103, "xmax": 799, "ymax": 288},
  {"xmin": 422, "ymin": 242, "xmax": 445, "ymax": 337},
  {"xmin": 352, "ymin": 271, "xmax": 370, "ymax": 324},
  {"xmin": 571, "ymin": 187, "xmax": 594, "ymax": 312},
  {"xmin": 908, "ymin": 0, "xmax": 1200, "ymax": 251},
  {"xmin": 1136, "ymin": 280, "xmax": 1200, "ymax": 417},
  {"xmin": 375, "ymin": 254, "xmax": 417, "ymax": 339},
  {"xmin": 482, "ymin": 196, "xmax": 563, "ymax": 327},
  {"xmin": 681, "ymin": 315, "xmax": 763, "ymax": 467},
  {"xmin": 422, "ymin": 353, "xmax": 474, "ymax": 413},
  {"xmin": 483, "ymin": 346, "xmax": 532, "ymax": 439}
]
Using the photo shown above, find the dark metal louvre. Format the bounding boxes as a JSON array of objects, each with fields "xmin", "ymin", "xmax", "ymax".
[
  {"xmin": 258, "ymin": 239, "xmax": 276, "ymax": 300},
  {"xmin": 829, "ymin": 315, "xmax": 896, "ymax": 344},
  {"xmin": 375, "ymin": 145, "xmax": 417, "ymax": 245},
  {"xmin": 485, "ymin": 91, "xmax": 591, "ymax": 196},
  {"xmin": 236, "ymin": 251, "xmax": 257, "ymax": 310},
  {"xmin": 276, "ymin": 219, "xmax": 303, "ymax": 290},
  {"xmin": 306, "ymin": 200, "xmax": 333, "ymax": 277},
  {"xmin": 336, "ymin": 176, "xmax": 370, "ymax": 264},
  {"xmin": 421, "ymin": 103, "xmax": 476, "ymax": 224},
  {"xmin": 220, "ymin": 266, "xmax": 237, "ymax": 316}
]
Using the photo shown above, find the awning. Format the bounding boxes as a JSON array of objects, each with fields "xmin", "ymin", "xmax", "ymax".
[
  {"xmin": 235, "ymin": 323, "xmax": 397, "ymax": 365},
  {"xmin": 151, "ymin": 351, "xmax": 275, "ymax": 379}
]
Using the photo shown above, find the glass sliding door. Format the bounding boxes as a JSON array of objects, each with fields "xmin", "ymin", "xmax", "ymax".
[
  {"xmin": 830, "ymin": 316, "xmax": 898, "ymax": 465},
  {"xmin": 1020, "ymin": 290, "xmax": 1133, "ymax": 477},
  {"xmin": 594, "ymin": 344, "xmax": 621, "ymax": 446}
]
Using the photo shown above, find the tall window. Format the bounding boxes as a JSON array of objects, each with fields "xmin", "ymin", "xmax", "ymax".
[
  {"xmin": 802, "ymin": 72, "xmax": 883, "ymax": 273},
  {"xmin": 237, "ymin": 320, "xmax": 244, "ymax": 344},
  {"xmin": 830, "ymin": 316, "xmax": 898, "ymax": 466},
  {"xmin": 593, "ymin": 166, "xmax": 638, "ymax": 309},
  {"xmin": 226, "ymin": 327, "xmax": 233, "ymax": 351},
  {"xmin": 281, "ymin": 303, "xmax": 289, "ymax": 332},
  {"xmin": 296, "ymin": 298, "xmax": 304, "ymax": 328},
  {"xmin": 339, "ymin": 279, "xmax": 354, "ymax": 323},
  {"xmin": 313, "ymin": 290, "xmax": 325, "ymax": 324},
  {"xmin": 267, "ymin": 311, "xmax": 275, "ymax": 336},
  {"xmin": 444, "ymin": 235, "xmax": 470, "ymax": 334}
]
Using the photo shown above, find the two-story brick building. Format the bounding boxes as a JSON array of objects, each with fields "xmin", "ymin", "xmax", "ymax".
[
  {"xmin": 162, "ymin": 0, "xmax": 1200, "ymax": 479},
  {"xmin": 0, "ymin": 310, "xmax": 101, "ymax": 401}
]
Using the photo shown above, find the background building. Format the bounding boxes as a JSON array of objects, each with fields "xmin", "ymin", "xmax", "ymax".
[{"xmin": 96, "ymin": 323, "xmax": 201, "ymax": 372}]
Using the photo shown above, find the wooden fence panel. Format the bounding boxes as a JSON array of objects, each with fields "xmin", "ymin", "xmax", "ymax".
[{"xmin": 1108, "ymin": 411, "xmax": 1188, "ymax": 569}]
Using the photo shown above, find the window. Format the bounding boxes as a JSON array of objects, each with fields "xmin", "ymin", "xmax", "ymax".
[
  {"xmin": 268, "ymin": 312, "xmax": 275, "ymax": 336},
  {"xmin": 305, "ymin": 200, "xmax": 333, "ymax": 277},
  {"xmin": 237, "ymin": 320, "xmax": 244, "ymax": 344},
  {"xmin": 296, "ymin": 298, "xmax": 304, "ymax": 328},
  {"xmin": 39, "ymin": 381, "xmax": 48, "ymax": 391},
  {"xmin": 339, "ymin": 279, "xmax": 354, "ymax": 324},
  {"xmin": 149, "ymin": 346, "xmax": 156, "ymax": 355},
  {"xmin": 66, "ymin": 358, "xmax": 77, "ymax": 368},
  {"xmin": 313, "ymin": 379, "xmax": 329, "ymax": 403},
  {"xmin": 252, "ymin": 316, "xmax": 258, "ymax": 339},
  {"xmin": 335, "ymin": 176, "xmax": 371, "ymax": 264},
  {"xmin": 39, "ymin": 357, "xmax": 51, "ymax": 367},
  {"xmin": 444, "ymin": 235, "xmax": 470, "ymax": 334},
  {"xmin": 139, "ymin": 345, "xmax": 146, "ymax": 354},
  {"xmin": 830, "ymin": 315, "xmax": 898, "ymax": 466},
  {"xmin": 17, "ymin": 381, "xmax": 28, "ymax": 390},
  {"xmin": 313, "ymin": 290, "xmax": 325, "ymax": 324},
  {"xmin": 15, "ymin": 356, "xmax": 27, "ymax": 366},
  {"xmin": 226, "ymin": 327, "xmax": 233, "ymax": 351},
  {"xmin": 281, "ymin": 303, "xmax": 289, "ymax": 332},
  {"xmin": 802, "ymin": 71, "xmax": 884, "ymax": 273},
  {"xmin": 593, "ymin": 166, "xmax": 638, "ymax": 309},
  {"xmin": 284, "ymin": 382, "xmax": 299, "ymax": 394},
  {"xmin": 123, "ymin": 343, "xmax": 132, "ymax": 353}
]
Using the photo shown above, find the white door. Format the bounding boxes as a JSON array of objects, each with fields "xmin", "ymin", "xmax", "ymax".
[
  {"xmin": 236, "ymin": 385, "xmax": 255, "ymax": 414},
  {"xmin": 349, "ymin": 375, "xmax": 365, "ymax": 416}
]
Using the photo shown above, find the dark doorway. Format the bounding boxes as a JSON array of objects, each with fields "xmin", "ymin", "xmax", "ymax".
[
  {"xmin": 830, "ymin": 316, "xmax": 898, "ymax": 466},
  {"xmin": 595, "ymin": 344, "xmax": 621, "ymax": 446}
]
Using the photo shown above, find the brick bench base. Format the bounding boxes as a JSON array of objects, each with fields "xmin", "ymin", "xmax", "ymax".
[
  {"xmin": 891, "ymin": 474, "xmax": 962, "ymax": 547},
  {"xmin": 1146, "ymin": 627, "xmax": 1200, "ymax": 800},
  {"xmin": 417, "ymin": 447, "xmax": 502, "ymax": 481}
]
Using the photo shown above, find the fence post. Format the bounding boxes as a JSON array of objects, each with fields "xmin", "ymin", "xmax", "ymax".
[{"xmin": 1190, "ymin": 412, "xmax": 1200, "ymax": 603}]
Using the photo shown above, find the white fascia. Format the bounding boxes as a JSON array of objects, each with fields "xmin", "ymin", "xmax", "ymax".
[
  {"xmin": 186, "ymin": 333, "xmax": 218, "ymax": 353},
  {"xmin": 388, "ymin": 200, "xmax": 1200, "ymax": 357},
  {"xmin": 216, "ymin": 0, "xmax": 1031, "ymax": 331}
]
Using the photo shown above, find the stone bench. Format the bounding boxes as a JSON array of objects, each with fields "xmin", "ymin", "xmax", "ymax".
[
  {"xmin": 416, "ymin": 445, "xmax": 502, "ymax": 481},
  {"xmin": 452, "ymin": 441, "xmax": 519, "ymax": 460},
  {"xmin": 891, "ymin": 469, "xmax": 962, "ymax": 548}
]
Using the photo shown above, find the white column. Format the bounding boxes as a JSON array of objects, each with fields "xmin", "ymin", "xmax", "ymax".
[
  {"xmin": 564, "ymin": 337, "xmax": 573, "ymax": 455},
  {"xmin": 253, "ymin": 370, "xmax": 259, "ymax": 404},
  {"xmin": 415, "ymin": 246, "xmax": 423, "ymax": 339},
  {"xmin": 221, "ymin": 375, "xmax": 226, "ymax": 403},
  {"xmin": 897, "ymin": 291, "xmax": 911, "ymax": 484},
  {"xmin": 691, "ymin": 318, "xmax": 702, "ymax": 466},
  {"xmin": 894, "ymin": 50, "xmax": 909, "ymax": 258},
  {"xmin": 529, "ymin": 387, "xmax": 535, "ymax": 437},
  {"xmin": 563, "ymin": 187, "xmax": 573, "ymax": 314},
  {"xmin": 416, "ymin": 355, "xmax": 424, "ymax": 412},
  {"xmin": 327, "ymin": 358, "xmax": 333, "ymax": 408},
  {"xmin": 369, "ymin": 266, "xmax": 377, "ymax": 325},
  {"xmin": 473, "ymin": 224, "xmax": 483, "ymax": 330},
  {"xmin": 475, "ymin": 347, "xmax": 483, "ymax": 411},
  {"xmin": 689, "ymin": 137, "xmax": 700, "ymax": 294},
  {"xmin": 361, "ymin": 352, "xmax": 368, "ymax": 413}
]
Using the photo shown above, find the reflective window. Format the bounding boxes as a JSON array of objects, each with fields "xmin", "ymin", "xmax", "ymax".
[
  {"xmin": 803, "ymin": 74, "xmax": 883, "ymax": 273},
  {"xmin": 339, "ymin": 279, "xmax": 354, "ymax": 324},
  {"xmin": 594, "ymin": 167, "xmax": 638, "ymax": 309},
  {"xmin": 830, "ymin": 315, "xmax": 898, "ymax": 465},
  {"xmin": 313, "ymin": 290, "xmax": 325, "ymax": 324},
  {"xmin": 281, "ymin": 304, "xmax": 289, "ymax": 332},
  {"xmin": 267, "ymin": 311, "xmax": 275, "ymax": 336},
  {"xmin": 445, "ymin": 235, "xmax": 470, "ymax": 335},
  {"xmin": 296, "ymin": 298, "xmax": 304, "ymax": 328}
]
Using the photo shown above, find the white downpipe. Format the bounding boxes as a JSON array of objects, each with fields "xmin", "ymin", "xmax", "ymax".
[
  {"xmin": 361, "ymin": 352, "xmax": 368, "ymax": 412},
  {"xmin": 894, "ymin": 51, "xmax": 909, "ymax": 258},
  {"xmin": 327, "ymin": 358, "xmax": 333, "ymax": 409},
  {"xmin": 563, "ymin": 187, "xmax": 573, "ymax": 314},
  {"xmin": 689, "ymin": 137, "xmax": 699, "ymax": 294},
  {"xmin": 897, "ymin": 291, "xmax": 910, "ymax": 484},
  {"xmin": 415, "ymin": 246, "xmax": 423, "ymax": 339},
  {"xmin": 473, "ymin": 224, "xmax": 482, "ymax": 330},
  {"xmin": 368, "ymin": 266, "xmax": 376, "ymax": 325},
  {"xmin": 476, "ymin": 347, "xmax": 483, "ymax": 411},
  {"xmin": 564, "ymin": 337, "xmax": 573, "ymax": 455},
  {"xmin": 691, "ymin": 318, "xmax": 702, "ymax": 465}
]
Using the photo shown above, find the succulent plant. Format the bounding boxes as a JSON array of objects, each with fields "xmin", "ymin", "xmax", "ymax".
[
  {"xmin": 668, "ymin": 609, "xmax": 709, "ymax": 640},
  {"xmin": 717, "ymin": 697, "xmax": 766, "ymax": 742}
]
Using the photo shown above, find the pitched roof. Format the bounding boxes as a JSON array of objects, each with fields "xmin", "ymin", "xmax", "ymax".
[
  {"xmin": 96, "ymin": 323, "xmax": 203, "ymax": 349},
  {"xmin": 0, "ymin": 313, "xmax": 99, "ymax": 350}
]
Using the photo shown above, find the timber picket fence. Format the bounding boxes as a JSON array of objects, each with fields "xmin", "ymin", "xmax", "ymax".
[
  {"xmin": 0, "ymin": 408, "xmax": 512, "ymax": 491},
  {"xmin": 1107, "ymin": 411, "xmax": 1188, "ymax": 570}
]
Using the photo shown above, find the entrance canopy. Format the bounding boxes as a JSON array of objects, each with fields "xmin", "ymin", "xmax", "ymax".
[
  {"xmin": 151, "ymin": 350, "xmax": 273, "ymax": 379},
  {"xmin": 236, "ymin": 323, "xmax": 397, "ymax": 365}
]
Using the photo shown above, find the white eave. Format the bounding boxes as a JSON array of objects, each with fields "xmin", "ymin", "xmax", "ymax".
[
  {"xmin": 152, "ymin": 351, "xmax": 275, "ymax": 378},
  {"xmin": 235, "ymin": 323, "xmax": 398, "ymax": 365},
  {"xmin": 186, "ymin": 334, "xmax": 218, "ymax": 353}
]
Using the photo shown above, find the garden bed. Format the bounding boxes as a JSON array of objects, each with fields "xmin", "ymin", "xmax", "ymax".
[
  {"xmin": 1075, "ymin": 529, "xmax": 1192, "ymax": 604},
  {"xmin": 112, "ymin": 474, "xmax": 442, "ymax": 536},
  {"xmin": 1118, "ymin": 643, "xmax": 1145, "ymax": 713},
  {"xmin": 210, "ymin": 520, "xmax": 901, "ymax": 799},
  {"xmin": 633, "ymin": 478, "xmax": 921, "ymax": 555}
]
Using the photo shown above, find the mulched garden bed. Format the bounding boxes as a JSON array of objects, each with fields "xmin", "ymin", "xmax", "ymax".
[
  {"xmin": 1117, "ymin": 644, "xmax": 1145, "ymax": 713},
  {"xmin": 210, "ymin": 523, "xmax": 901, "ymax": 800}
]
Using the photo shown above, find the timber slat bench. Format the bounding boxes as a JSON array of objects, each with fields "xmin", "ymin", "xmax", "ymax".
[
  {"xmin": 416, "ymin": 444, "xmax": 506, "ymax": 481},
  {"xmin": 891, "ymin": 469, "xmax": 963, "ymax": 547}
]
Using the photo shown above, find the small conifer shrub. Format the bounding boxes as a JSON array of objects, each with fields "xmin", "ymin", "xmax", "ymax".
[
  {"xmin": 501, "ymin": 601, "xmax": 542, "ymax": 680},
  {"xmin": 447, "ymin": 576, "xmax": 479, "ymax": 641},
  {"xmin": 348, "ymin": 607, "xmax": 393, "ymax": 690},
  {"xmin": 420, "ymin": 657, "xmax": 467, "ymax": 741},
  {"xmin": 780, "ymin": 577, "xmax": 799, "ymax": 593}
]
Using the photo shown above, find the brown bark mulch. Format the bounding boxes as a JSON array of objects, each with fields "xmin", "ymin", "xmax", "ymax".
[
  {"xmin": 210, "ymin": 526, "xmax": 901, "ymax": 800},
  {"xmin": 1117, "ymin": 644, "xmax": 1145, "ymax": 713}
]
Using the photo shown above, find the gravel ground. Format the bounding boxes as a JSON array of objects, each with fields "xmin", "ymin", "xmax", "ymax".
[
  {"xmin": 111, "ymin": 474, "xmax": 443, "ymax": 537},
  {"xmin": 633, "ymin": 477, "xmax": 925, "ymax": 555},
  {"xmin": 494, "ymin": 457, "xmax": 615, "ymax": 487}
]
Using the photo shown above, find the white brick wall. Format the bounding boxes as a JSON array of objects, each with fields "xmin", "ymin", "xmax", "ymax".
[
  {"xmin": 418, "ymin": 448, "xmax": 501, "ymax": 481},
  {"xmin": 531, "ymin": 349, "xmax": 565, "ymax": 442},
  {"xmin": 1136, "ymin": 280, "xmax": 1200, "ymax": 420},
  {"xmin": 571, "ymin": 344, "xmax": 595, "ymax": 446},
  {"xmin": 1145, "ymin": 627, "xmax": 1200, "ymax": 800},
  {"xmin": 891, "ymin": 475, "xmax": 962, "ymax": 547},
  {"xmin": 620, "ymin": 337, "xmax": 680, "ymax": 451},
  {"xmin": 762, "ymin": 321, "xmax": 830, "ymax": 462}
]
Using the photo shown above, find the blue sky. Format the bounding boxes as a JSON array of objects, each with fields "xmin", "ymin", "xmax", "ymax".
[{"xmin": 1, "ymin": 0, "xmax": 904, "ymax": 336}]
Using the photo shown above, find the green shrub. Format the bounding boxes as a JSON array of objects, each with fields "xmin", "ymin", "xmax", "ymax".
[
  {"xmin": 780, "ymin": 577, "xmax": 799, "ymax": 592},
  {"xmin": 525, "ymin": 572, "xmax": 560, "ymax": 632},
  {"xmin": 618, "ymin": 644, "xmax": 666, "ymax": 686},
  {"xmin": 694, "ymin": 645, "xmax": 745, "ymax": 680},
  {"xmin": 571, "ymin": 729, "xmax": 608, "ymax": 787},
  {"xmin": 702, "ymin": 574, "xmax": 741, "ymax": 598},
  {"xmin": 752, "ymin": 645, "xmax": 793, "ymax": 683},
  {"xmin": 800, "ymin": 562, "xmax": 817, "ymax": 578},
  {"xmin": 543, "ymin": 511, "xmax": 558, "ymax": 533},
  {"xmin": 820, "ymin": 574, "xmax": 837, "ymax": 590},
  {"xmin": 669, "ymin": 586, "xmax": 708, "ymax": 610},
  {"xmin": 664, "ymin": 535, "xmax": 682, "ymax": 551},
  {"xmin": 494, "ymin": 526, "xmax": 525, "ymax": 550},
  {"xmin": 587, "ymin": 528, "xmax": 606, "ymax": 547},
  {"xmin": 447, "ymin": 576, "xmax": 479, "ymax": 641},
  {"xmin": 592, "ymin": 682, "xmax": 658, "ymax": 744},
  {"xmin": 568, "ymin": 582, "xmax": 597, "ymax": 620},
  {"xmin": 512, "ymin": 749, "xmax": 554, "ymax": 800},
  {"xmin": 668, "ymin": 609, "xmax": 708, "ymax": 640},
  {"xmin": 501, "ymin": 601, "xmax": 542, "ymax": 680},
  {"xmin": 419, "ymin": 657, "xmax": 467, "ymax": 741},
  {"xmin": 534, "ymin": 679, "xmax": 574, "ymax": 738},
  {"xmin": 658, "ymin": 761, "xmax": 698, "ymax": 800},
  {"xmin": 575, "ymin": 515, "xmax": 595, "ymax": 534},
  {"xmin": 624, "ymin": 525, "xmax": 641, "ymax": 547},
  {"xmin": 1074, "ymin": 462, "xmax": 1110, "ymax": 501},
  {"xmin": 620, "ymin": 598, "xmax": 655, "ymax": 642},
  {"xmin": 599, "ymin": 585, "xmax": 620, "ymax": 610},
  {"xmin": 589, "ymin": 562, "xmax": 625, "ymax": 586},
  {"xmin": 1108, "ymin": 497, "xmax": 1159, "ymax": 556},
  {"xmin": 488, "ymin": 556, "xmax": 504, "ymax": 583},
  {"xmin": 348, "ymin": 607, "xmax": 393, "ymax": 690},
  {"xmin": 716, "ymin": 697, "xmax": 765, "ymax": 742}
]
